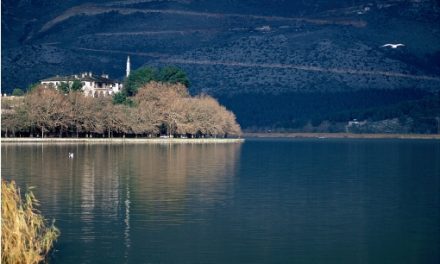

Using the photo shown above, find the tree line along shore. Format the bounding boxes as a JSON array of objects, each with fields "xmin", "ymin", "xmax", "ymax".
[
  {"xmin": 1, "ymin": 138, "xmax": 245, "ymax": 144},
  {"xmin": 1, "ymin": 80, "xmax": 242, "ymax": 139}
]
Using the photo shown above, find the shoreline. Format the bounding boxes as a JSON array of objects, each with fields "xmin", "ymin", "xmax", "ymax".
[
  {"xmin": 244, "ymin": 132, "xmax": 440, "ymax": 140},
  {"xmin": 1, "ymin": 137, "xmax": 245, "ymax": 144},
  {"xmin": 3, "ymin": 133, "xmax": 440, "ymax": 143}
]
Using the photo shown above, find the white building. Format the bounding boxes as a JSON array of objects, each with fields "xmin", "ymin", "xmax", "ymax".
[
  {"xmin": 40, "ymin": 57, "xmax": 130, "ymax": 97},
  {"xmin": 41, "ymin": 72, "xmax": 123, "ymax": 97},
  {"xmin": 346, "ymin": 119, "xmax": 367, "ymax": 132}
]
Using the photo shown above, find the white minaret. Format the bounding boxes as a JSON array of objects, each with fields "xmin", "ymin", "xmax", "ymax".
[{"xmin": 126, "ymin": 56, "xmax": 131, "ymax": 77}]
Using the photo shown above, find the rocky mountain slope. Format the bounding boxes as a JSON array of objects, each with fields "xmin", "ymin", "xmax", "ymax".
[{"xmin": 2, "ymin": 0, "xmax": 440, "ymax": 129}]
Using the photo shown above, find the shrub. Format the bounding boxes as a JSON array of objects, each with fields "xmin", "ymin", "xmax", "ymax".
[
  {"xmin": 1, "ymin": 180, "xmax": 60, "ymax": 264},
  {"xmin": 12, "ymin": 88, "xmax": 24, "ymax": 96}
]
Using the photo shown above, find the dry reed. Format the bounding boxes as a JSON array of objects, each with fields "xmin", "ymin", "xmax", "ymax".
[{"xmin": 1, "ymin": 180, "xmax": 60, "ymax": 264}]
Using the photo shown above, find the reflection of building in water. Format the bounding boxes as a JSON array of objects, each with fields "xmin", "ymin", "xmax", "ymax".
[
  {"xmin": 80, "ymin": 155, "xmax": 96, "ymax": 242},
  {"xmin": 124, "ymin": 180, "xmax": 131, "ymax": 252}
]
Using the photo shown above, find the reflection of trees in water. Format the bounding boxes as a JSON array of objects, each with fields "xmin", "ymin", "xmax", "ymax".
[
  {"xmin": 2, "ymin": 144, "xmax": 126, "ymax": 242},
  {"xmin": 1, "ymin": 143, "xmax": 241, "ymax": 227},
  {"xmin": 115, "ymin": 143, "xmax": 242, "ymax": 224}
]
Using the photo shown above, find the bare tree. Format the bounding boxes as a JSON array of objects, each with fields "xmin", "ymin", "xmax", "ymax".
[
  {"xmin": 24, "ymin": 86, "xmax": 70, "ymax": 138},
  {"xmin": 66, "ymin": 92, "xmax": 93, "ymax": 137},
  {"xmin": 4, "ymin": 81, "xmax": 241, "ymax": 138},
  {"xmin": 132, "ymin": 101, "xmax": 161, "ymax": 136},
  {"xmin": 135, "ymin": 82, "xmax": 189, "ymax": 136}
]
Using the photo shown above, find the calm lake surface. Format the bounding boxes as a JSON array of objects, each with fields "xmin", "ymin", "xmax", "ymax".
[{"xmin": 2, "ymin": 139, "xmax": 440, "ymax": 264}]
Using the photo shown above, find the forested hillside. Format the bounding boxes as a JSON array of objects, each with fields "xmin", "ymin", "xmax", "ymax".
[
  {"xmin": 2, "ymin": 0, "xmax": 440, "ymax": 132},
  {"xmin": 219, "ymin": 89, "xmax": 440, "ymax": 133}
]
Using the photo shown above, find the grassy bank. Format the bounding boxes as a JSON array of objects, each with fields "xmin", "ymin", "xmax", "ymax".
[
  {"xmin": 1, "ymin": 181, "xmax": 59, "ymax": 264},
  {"xmin": 244, "ymin": 132, "xmax": 440, "ymax": 140},
  {"xmin": 1, "ymin": 137, "xmax": 244, "ymax": 144}
]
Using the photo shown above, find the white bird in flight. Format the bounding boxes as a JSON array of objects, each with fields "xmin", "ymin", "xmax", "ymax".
[
  {"xmin": 68, "ymin": 152, "xmax": 74, "ymax": 158},
  {"xmin": 381, "ymin": 43, "xmax": 405, "ymax": 49}
]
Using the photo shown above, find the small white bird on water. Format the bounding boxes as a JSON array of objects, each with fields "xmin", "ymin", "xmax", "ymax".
[
  {"xmin": 381, "ymin": 43, "xmax": 405, "ymax": 49},
  {"xmin": 68, "ymin": 152, "xmax": 74, "ymax": 158}
]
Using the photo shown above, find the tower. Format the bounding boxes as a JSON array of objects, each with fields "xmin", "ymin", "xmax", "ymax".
[{"xmin": 126, "ymin": 56, "xmax": 131, "ymax": 77}]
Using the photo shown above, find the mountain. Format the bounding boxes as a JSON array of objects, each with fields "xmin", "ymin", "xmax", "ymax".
[{"xmin": 2, "ymin": 0, "xmax": 440, "ymax": 131}]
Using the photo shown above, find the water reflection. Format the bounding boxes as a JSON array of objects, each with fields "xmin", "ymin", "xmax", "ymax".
[
  {"xmin": 1, "ymin": 143, "xmax": 242, "ymax": 263},
  {"xmin": 3, "ymin": 140, "xmax": 439, "ymax": 264}
]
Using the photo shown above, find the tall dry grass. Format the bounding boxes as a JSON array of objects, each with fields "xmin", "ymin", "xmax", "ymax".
[{"xmin": 1, "ymin": 180, "xmax": 60, "ymax": 264}]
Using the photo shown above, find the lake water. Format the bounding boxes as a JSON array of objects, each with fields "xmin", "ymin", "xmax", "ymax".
[{"xmin": 2, "ymin": 139, "xmax": 440, "ymax": 264}]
